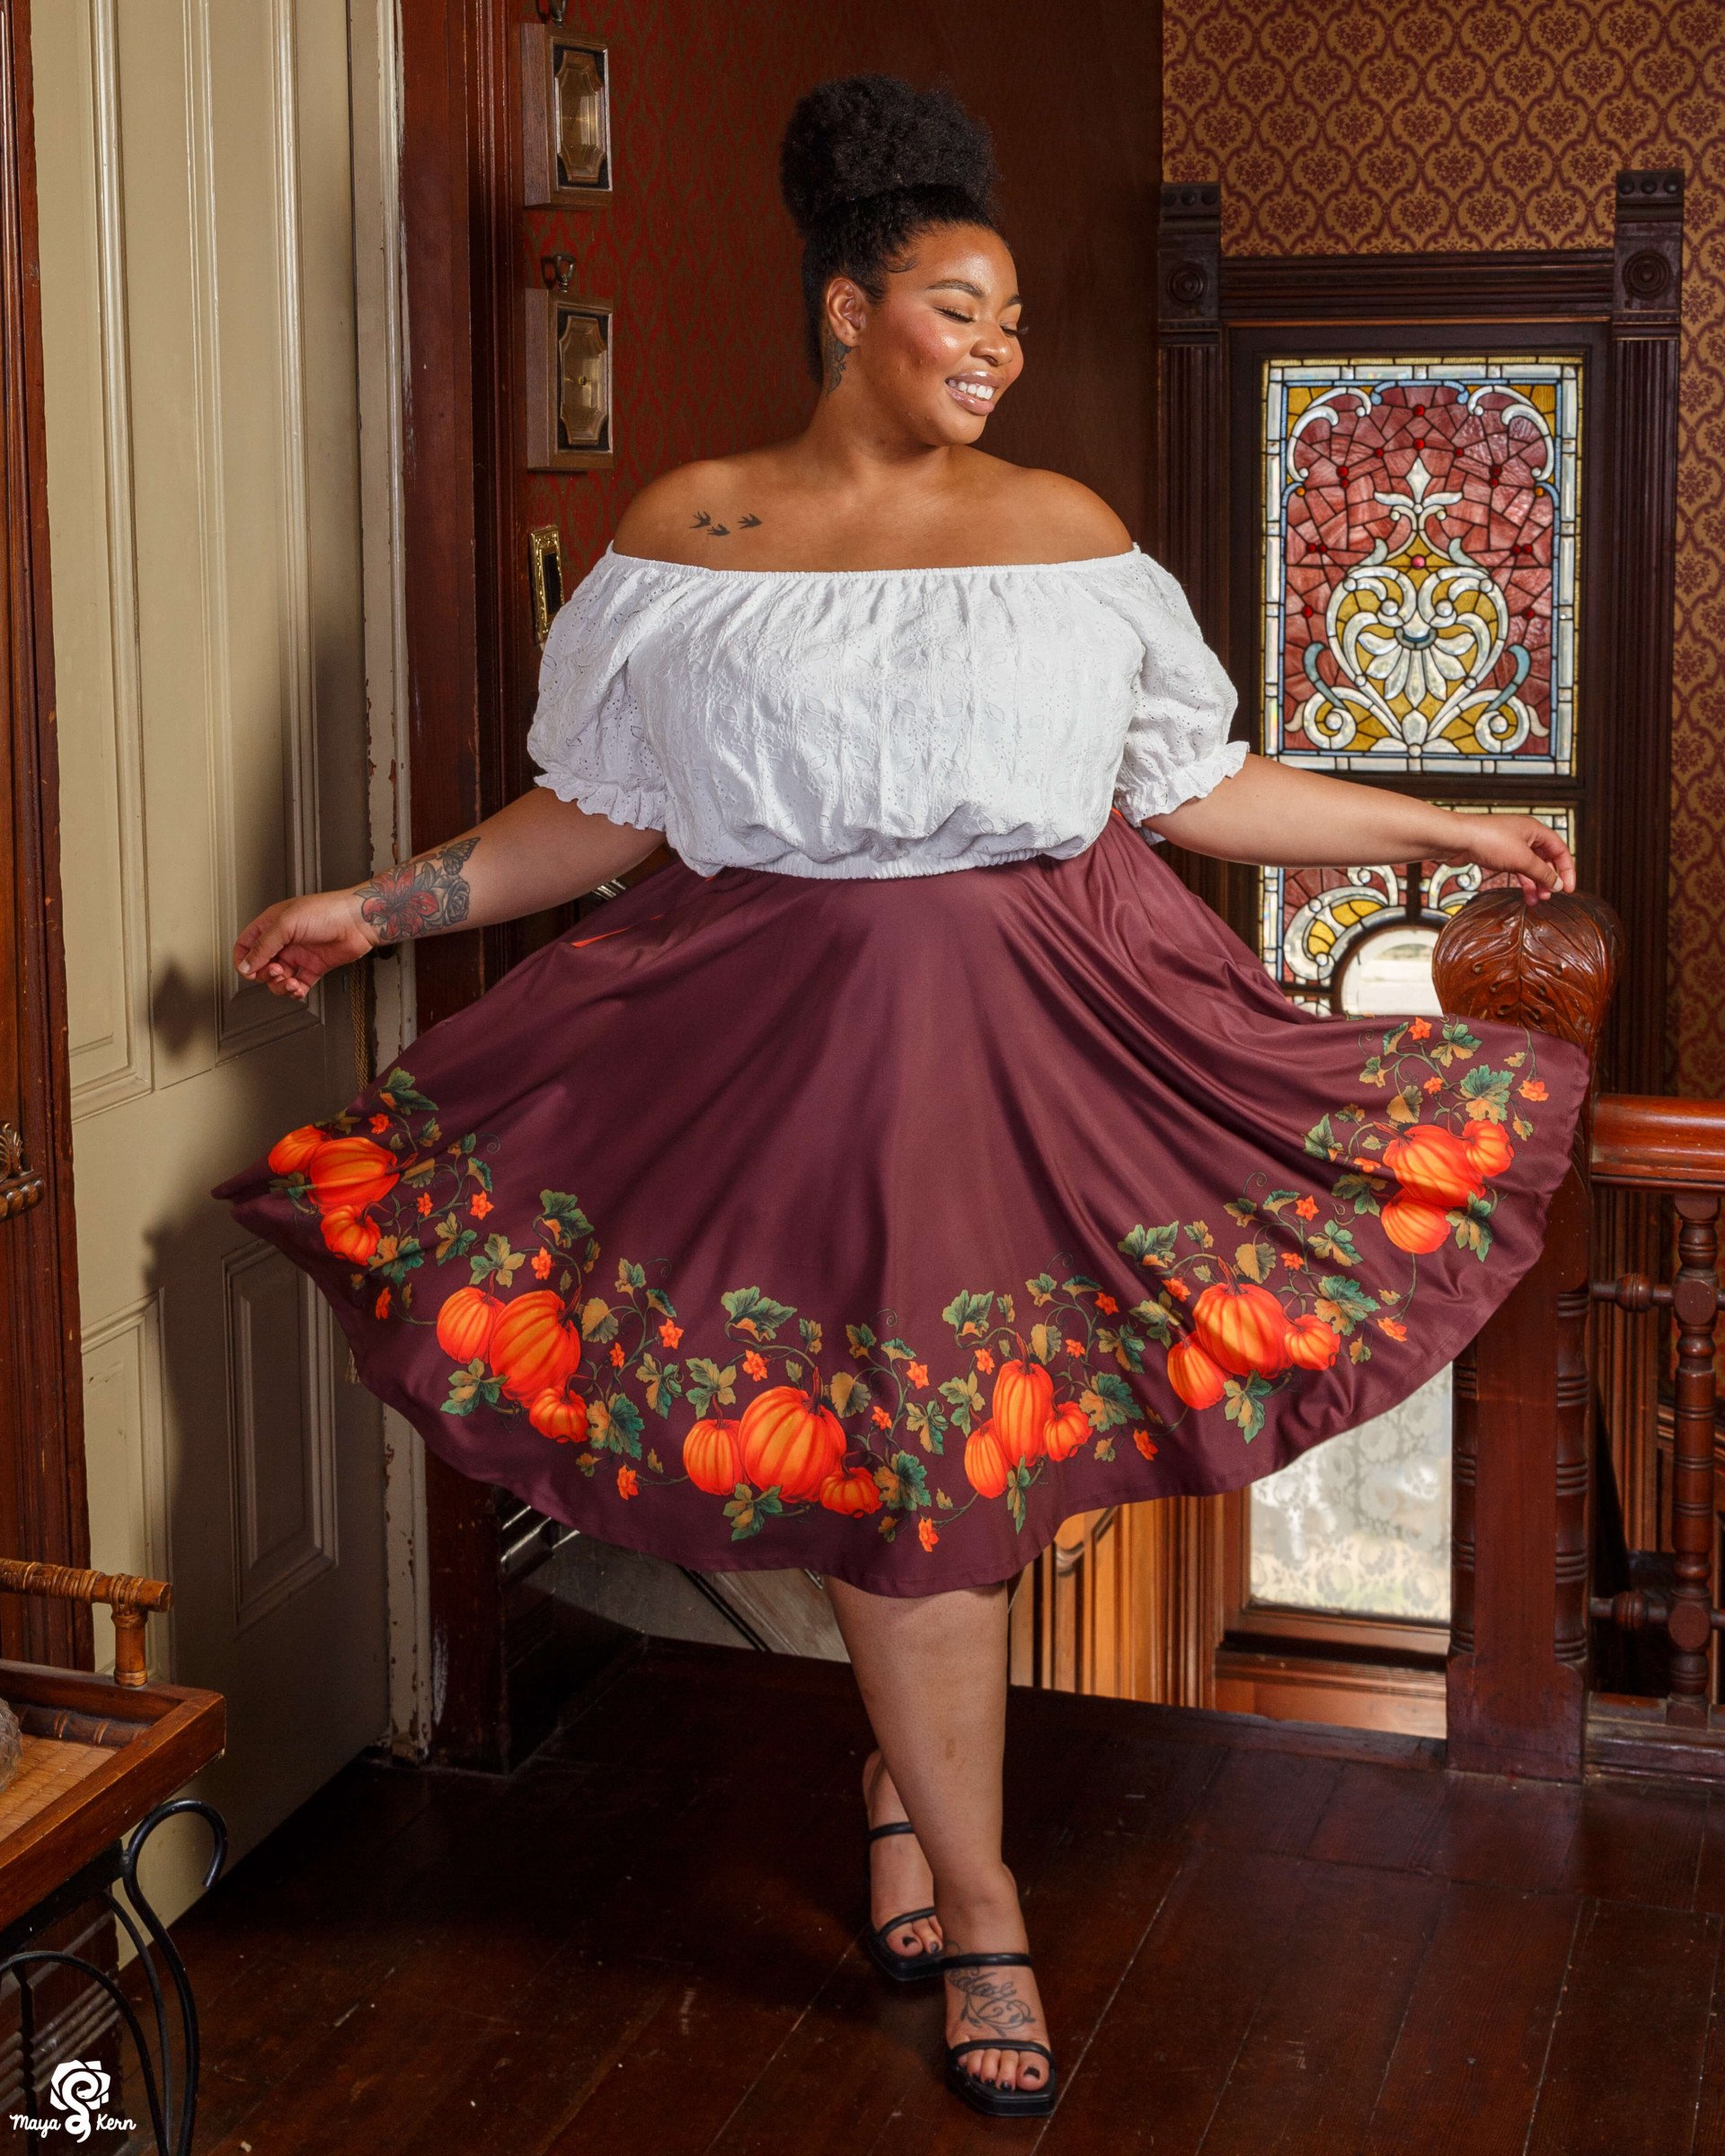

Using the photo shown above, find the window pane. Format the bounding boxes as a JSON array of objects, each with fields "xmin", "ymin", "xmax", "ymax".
[
  {"xmin": 1249, "ymin": 1367, "xmax": 1453, "ymax": 1620},
  {"xmin": 1261, "ymin": 357, "xmax": 1582, "ymax": 776},
  {"xmin": 1258, "ymin": 805, "xmax": 1577, "ymax": 1010}
]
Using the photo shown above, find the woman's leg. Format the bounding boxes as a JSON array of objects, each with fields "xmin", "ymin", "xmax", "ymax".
[
  {"xmin": 862, "ymin": 1747, "xmax": 942, "ymax": 1961},
  {"xmin": 827, "ymin": 1577, "xmax": 1051, "ymax": 2095}
]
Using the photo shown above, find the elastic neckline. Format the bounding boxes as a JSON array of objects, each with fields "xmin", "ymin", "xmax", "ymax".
[{"xmin": 603, "ymin": 542, "xmax": 1144, "ymax": 580}]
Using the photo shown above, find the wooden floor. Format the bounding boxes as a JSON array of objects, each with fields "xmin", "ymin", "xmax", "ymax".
[{"xmin": 147, "ymin": 1638, "xmax": 1725, "ymax": 2154}]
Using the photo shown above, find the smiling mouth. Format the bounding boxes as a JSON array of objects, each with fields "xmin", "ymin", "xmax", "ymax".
[{"xmin": 945, "ymin": 376, "xmax": 1000, "ymax": 416}]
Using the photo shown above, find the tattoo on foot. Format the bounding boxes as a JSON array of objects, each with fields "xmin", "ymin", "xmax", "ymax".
[
  {"xmin": 356, "ymin": 836, "xmax": 478, "ymax": 944},
  {"xmin": 946, "ymin": 1970, "xmax": 1039, "ymax": 2041},
  {"xmin": 690, "ymin": 509, "xmax": 761, "ymax": 538}
]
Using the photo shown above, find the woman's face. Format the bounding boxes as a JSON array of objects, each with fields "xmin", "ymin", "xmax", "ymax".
[{"xmin": 824, "ymin": 225, "xmax": 1025, "ymax": 444}]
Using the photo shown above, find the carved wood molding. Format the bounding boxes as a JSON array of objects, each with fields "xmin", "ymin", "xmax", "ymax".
[
  {"xmin": 1431, "ymin": 888, "xmax": 1624, "ymax": 1065},
  {"xmin": 0, "ymin": 1122, "xmax": 44, "ymax": 1218}
]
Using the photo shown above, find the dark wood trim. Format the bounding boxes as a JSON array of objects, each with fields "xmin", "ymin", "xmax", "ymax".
[
  {"xmin": 0, "ymin": 0, "xmax": 92, "ymax": 1666},
  {"xmin": 1603, "ymin": 170, "xmax": 1684, "ymax": 1095},
  {"xmin": 1221, "ymin": 247, "xmax": 1615, "ymax": 322},
  {"xmin": 399, "ymin": 3, "xmax": 511, "ymax": 1771}
]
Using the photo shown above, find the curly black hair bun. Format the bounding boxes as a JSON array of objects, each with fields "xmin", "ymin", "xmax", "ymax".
[{"xmin": 779, "ymin": 75, "xmax": 999, "ymax": 234}]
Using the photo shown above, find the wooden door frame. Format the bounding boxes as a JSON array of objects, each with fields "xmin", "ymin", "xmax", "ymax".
[
  {"xmin": 0, "ymin": 0, "xmax": 93, "ymax": 1666},
  {"xmin": 1155, "ymin": 172, "xmax": 1683, "ymax": 1724}
]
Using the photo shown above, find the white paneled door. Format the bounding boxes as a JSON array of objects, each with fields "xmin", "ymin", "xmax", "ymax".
[{"xmin": 35, "ymin": 0, "xmax": 389, "ymax": 1919}]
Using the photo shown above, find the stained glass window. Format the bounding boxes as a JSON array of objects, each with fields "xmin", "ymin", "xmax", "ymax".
[
  {"xmin": 1261, "ymin": 358, "xmax": 1581, "ymax": 776},
  {"xmin": 1259, "ymin": 805, "xmax": 1577, "ymax": 1012}
]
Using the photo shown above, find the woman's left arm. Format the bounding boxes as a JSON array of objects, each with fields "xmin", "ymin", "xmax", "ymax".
[{"xmin": 1140, "ymin": 752, "xmax": 1574, "ymax": 905}]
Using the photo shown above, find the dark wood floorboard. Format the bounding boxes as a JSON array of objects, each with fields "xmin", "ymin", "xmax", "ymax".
[{"xmin": 143, "ymin": 1640, "xmax": 1725, "ymax": 2156}]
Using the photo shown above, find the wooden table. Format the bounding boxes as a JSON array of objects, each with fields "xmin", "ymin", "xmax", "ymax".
[{"xmin": 0, "ymin": 1657, "xmax": 226, "ymax": 2152}]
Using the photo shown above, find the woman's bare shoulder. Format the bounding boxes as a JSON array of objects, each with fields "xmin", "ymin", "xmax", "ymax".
[
  {"xmin": 977, "ymin": 462, "xmax": 1135, "ymax": 561},
  {"xmin": 611, "ymin": 453, "xmax": 787, "ymax": 565}
]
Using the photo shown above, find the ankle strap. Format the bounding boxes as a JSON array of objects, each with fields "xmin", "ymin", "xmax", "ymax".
[
  {"xmin": 942, "ymin": 1950, "xmax": 1033, "ymax": 1970},
  {"xmin": 866, "ymin": 1820, "xmax": 916, "ymax": 1843}
]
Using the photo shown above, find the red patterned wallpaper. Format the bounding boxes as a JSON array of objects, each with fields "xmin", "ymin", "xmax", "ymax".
[{"xmin": 1163, "ymin": 0, "xmax": 1725, "ymax": 1097}]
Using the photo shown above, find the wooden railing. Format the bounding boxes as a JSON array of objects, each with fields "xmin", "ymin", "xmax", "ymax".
[{"xmin": 1435, "ymin": 890, "xmax": 1725, "ymax": 1781}]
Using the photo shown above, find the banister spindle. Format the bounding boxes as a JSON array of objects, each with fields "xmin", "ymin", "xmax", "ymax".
[{"xmin": 1666, "ymin": 1194, "xmax": 1723, "ymax": 1720}]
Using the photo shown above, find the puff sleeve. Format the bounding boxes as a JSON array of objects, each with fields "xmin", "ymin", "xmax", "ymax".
[
  {"xmin": 526, "ymin": 554, "xmax": 672, "ymax": 832},
  {"xmin": 1109, "ymin": 552, "xmax": 1246, "ymax": 841}
]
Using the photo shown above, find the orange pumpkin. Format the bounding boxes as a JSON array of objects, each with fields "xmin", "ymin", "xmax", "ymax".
[
  {"xmin": 527, "ymin": 1381, "xmax": 589, "ymax": 1444},
  {"xmin": 964, "ymin": 1418, "xmax": 1011, "ymax": 1498},
  {"xmin": 268, "ymin": 1123, "xmax": 326, "ymax": 1176},
  {"xmin": 1167, "ymin": 1335, "xmax": 1227, "ymax": 1409},
  {"xmin": 1284, "ymin": 1313, "xmax": 1341, "ymax": 1370},
  {"xmin": 819, "ymin": 1464, "xmax": 882, "ymax": 1515},
  {"xmin": 683, "ymin": 1417, "xmax": 744, "ymax": 1496},
  {"xmin": 1461, "ymin": 1120, "xmax": 1515, "ymax": 1179},
  {"xmin": 320, "ymin": 1206, "xmax": 379, "ymax": 1263},
  {"xmin": 307, "ymin": 1135, "xmax": 399, "ymax": 1214},
  {"xmin": 490, "ymin": 1291, "xmax": 582, "ymax": 1403},
  {"xmin": 436, "ymin": 1286, "xmax": 502, "ymax": 1365},
  {"xmin": 993, "ymin": 1358, "xmax": 1054, "ymax": 1465},
  {"xmin": 1193, "ymin": 1281, "xmax": 1290, "ymax": 1376},
  {"xmin": 1384, "ymin": 1124, "xmax": 1482, "ymax": 1208},
  {"xmin": 1043, "ymin": 1401, "xmax": 1090, "ymax": 1461},
  {"xmin": 1381, "ymin": 1192, "xmax": 1452, "ymax": 1254},
  {"xmin": 738, "ymin": 1385, "xmax": 846, "ymax": 1501}
]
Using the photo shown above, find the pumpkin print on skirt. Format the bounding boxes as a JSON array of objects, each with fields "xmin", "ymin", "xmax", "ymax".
[{"xmin": 209, "ymin": 807, "xmax": 1593, "ymax": 1597}]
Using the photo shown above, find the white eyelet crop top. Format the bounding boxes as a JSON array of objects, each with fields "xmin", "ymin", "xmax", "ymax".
[{"xmin": 525, "ymin": 543, "xmax": 1246, "ymax": 880}]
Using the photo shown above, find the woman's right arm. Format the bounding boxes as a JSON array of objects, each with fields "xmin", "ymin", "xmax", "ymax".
[{"xmin": 232, "ymin": 787, "xmax": 667, "ymax": 1001}]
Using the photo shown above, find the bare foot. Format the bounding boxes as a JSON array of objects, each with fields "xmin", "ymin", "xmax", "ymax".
[
  {"xmin": 939, "ymin": 1863, "xmax": 1052, "ymax": 2096},
  {"xmin": 862, "ymin": 1749, "xmax": 943, "ymax": 1961}
]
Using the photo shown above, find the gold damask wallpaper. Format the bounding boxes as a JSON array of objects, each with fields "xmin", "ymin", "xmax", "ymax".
[{"xmin": 1164, "ymin": 0, "xmax": 1725, "ymax": 1096}]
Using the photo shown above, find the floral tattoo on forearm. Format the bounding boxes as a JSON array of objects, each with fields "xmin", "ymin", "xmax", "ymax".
[{"xmin": 356, "ymin": 836, "xmax": 479, "ymax": 945}]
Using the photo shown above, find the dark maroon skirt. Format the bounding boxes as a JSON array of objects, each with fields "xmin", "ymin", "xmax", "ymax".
[{"xmin": 209, "ymin": 808, "xmax": 1591, "ymax": 1597}]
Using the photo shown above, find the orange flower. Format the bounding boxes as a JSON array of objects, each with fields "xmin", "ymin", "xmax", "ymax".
[
  {"xmin": 374, "ymin": 1286, "xmax": 392, "ymax": 1320},
  {"xmin": 616, "ymin": 1466, "xmax": 639, "ymax": 1499},
  {"xmin": 1296, "ymin": 1197, "xmax": 1319, "ymax": 1220},
  {"xmin": 532, "ymin": 1249, "xmax": 553, "ymax": 1279},
  {"xmin": 918, "ymin": 1518, "xmax": 940, "ymax": 1552},
  {"xmin": 907, "ymin": 1361, "xmax": 928, "ymax": 1388},
  {"xmin": 1064, "ymin": 1335, "xmax": 1085, "ymax": 1357},
  {"xmin": 659, "ymin": 1319, "xmax": 683, "ymax": 1348},
  {"xmin": 1095, "ymin": 1292, "xmax": 1119, "ymax": 1315},
  {"xmin": 743, "ymin": 1349, "xmax": 768, "ymax": 1381},
  {"xmin": 1133, "ymin": 1428, "xmax": 1160, "ymax": 1462},
  {"xmin": 609, "ymin": 1341, "xmax": 625, "ymax": 1366},
  {"xmin": 369, "ymin": 1112, "xmax": 391, "ymax": 1134},
  {"xmin": 1166, "ymin": 1277, "xmax": 1190, "ymax": 1302},
  {"xmin": 469, "ymin": 1191, "xmax": 492, "ymax": 1220},
  {"xmin": 871, "ymin": 1405, "xmax": 892, "ymax": 1429},
  {"xmin": 1410, "ymin": 1018, "xmax": 1431, "ymax": 1040},
  {"xmin": 1519, "ymin": 1079, "xmax": 1548, "ymax": 1101},
  {"xmin": 1423, "ymin": 1075, "xmax": 1443, "ymax": 1093},
  {"xmin": 416, "ymin": 1193, "xmax": 432, "ymax": 1215},
  {"xmin": 1283, "ymin": 1251, "xmax": 1305, "ymax": 1270},
  {"xmin": 1378, "ymin": 1316, "xmax": 1408, "ymax": 1341},
  {"xmin": 975, "ymin": 1348, "xmax": 995, "ymax": 1374}
]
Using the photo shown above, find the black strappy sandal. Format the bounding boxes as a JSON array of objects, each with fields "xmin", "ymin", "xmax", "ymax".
[
  {"xmin": 863, "ymin": 1821, "xmax": 945, "ymax": 1982},
  {"xmin": 942, "ymin": 1950, "xmax": 1058, "ymax": 2118}
]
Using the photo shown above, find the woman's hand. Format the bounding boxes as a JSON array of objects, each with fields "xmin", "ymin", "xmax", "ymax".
[
  {"xmin": 234, "ymin": 889, "xmax": 376, "ymax": 1001},
  {"xmin": 1434, "ymin": 811, "xmax": 1576, "ymax": 905}
]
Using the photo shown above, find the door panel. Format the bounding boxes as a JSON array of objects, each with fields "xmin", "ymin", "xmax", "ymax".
[{"xmin": 35, "ymin": 0, "xmax": 385, "ymax": 1912}]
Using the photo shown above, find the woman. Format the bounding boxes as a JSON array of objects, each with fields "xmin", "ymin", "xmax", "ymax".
[{"xmin": 212, "ymin": 75, "xmax": 1589, "ymax": 2121}]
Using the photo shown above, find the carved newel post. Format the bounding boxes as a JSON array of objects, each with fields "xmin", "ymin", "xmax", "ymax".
[{"xmin": 1431, "ymin": 889, "xmax": 1622, "ymax": 1780}]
